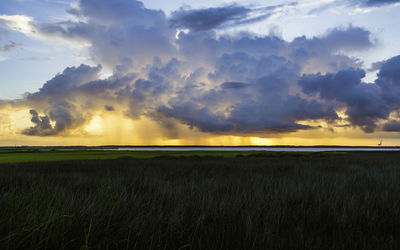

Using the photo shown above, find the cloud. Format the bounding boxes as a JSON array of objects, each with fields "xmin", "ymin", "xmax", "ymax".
[
  {"xmin": 0, "ymin": 15, "xmax": 33, "ymax": 32},
  {"xmin": 355, "ymin": 0, "xmax": 400, "ymax": 6},
  {"xmin": 22, "ymin": 110, "xmax": 53, "ymax": 136},
  {"xmin": 22, "ymin": 103, "xmax": 86, "ymax": 137},
  {"xmin": 168, "ymin": 4, "xmax": 285, "ymax": 32},
  {"xmin": 21, "ymin": 102, "xmax": 85, "ymax": 136},
  {"xmin": 104, "ymin": 105, "xmax": 114, "ymax": 111},
  {"xmin": 19, "ymin": 64, "xmax": 136, "ymax": 136},
  {"xmin": 299, "ymin": 68, "xmax": 384, "ymax": 132},
  {"xmin": 157, "ymin": 61, "xmax": 338, "ymax": 134},
  {"xmin": 368, "ymin": 60, "xmax": 385, "ymax": 72},
  {"xmin": 309, "ymin": 0, "xmax": 399, "ymax": 15},
  {"xmin": 2, "ymin": 0, "xmax": 400, "ymax": 138},
  {"xmin": 377, "ymin": 55, "xmax": 400, "ymax": 83},
  {"xmin": 26, "ymin": 64, "xmax": 102, "ymax": 101},
  {"xmin": 220, "ymin": 82, "xmax": 251, "ymax": 89},
  {"xmin": 382, "ymin": 120, "xmax": 400, "ymax": 131},
  {"xmin": 299, "ymin": 55, "xmax": 400, "ymax": 133},
  {"xmin": 36, "ymin": 0, "xmax": 176, "ymax": 68},
  {"xmin": 0, "ymin": 41, "xmax": 17, "ymax": 52},
  {"xmin": 316, "ymin": 26, "xmax": 374, "ymax": 51},
  {"xmin": 0, "ymin": 1, "xmax": 175, "ymax": 68},
  {"xmin": 176, "ymin": 25, "xmax": 373, "ymax": 77}
]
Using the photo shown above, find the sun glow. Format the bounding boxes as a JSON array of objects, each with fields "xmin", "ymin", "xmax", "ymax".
[
  {"xmin": 249, "ymin": 137, "xmax": 273, "ymax": 145},
  {"xmin": 85, "ymin": 116, "xmax": 103, "ymax": 135},
  {"xmin": 0, "ymin": 109, "xmax": 399, "ymax": 146}
]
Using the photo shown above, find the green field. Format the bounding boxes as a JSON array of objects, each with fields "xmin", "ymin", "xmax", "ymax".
[
  {"xmin": 1, "ymin": 151, "xmax": 400, "ymax": 249},
  {"xmin": 0, "ymin": 149, "xmax": 337, "ymax": 163},
  {"xmin": 0, "ymin": 149, "xmax": 260, "ymax": 163}
]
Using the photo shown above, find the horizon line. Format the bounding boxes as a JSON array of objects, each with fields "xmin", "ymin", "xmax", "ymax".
[{"xmin": 1, "ymin": 145, "xmax": 398, "ymax": 148}]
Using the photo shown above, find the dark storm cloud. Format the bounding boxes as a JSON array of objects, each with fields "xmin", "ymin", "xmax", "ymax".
[
  {"xmin": 158, "ymin": 103, "xmax": 234, "ymax": 132},
  {"xmin": 126, "ymin": 58, "xmax": 180, "ymax": 119},
  {"xmin": 299, "ymin": 69, "xmax": 385, "ymax": 132},
  {"xmin": 158, "ymin": 96, "xmax": 329, "ymax": 133},
  {"xmin": 377, "ymin": 55, "xmax": 400, "ymax": 82},
  {"xmin": 382, "ymin": 120, "xmax": 400, "ymax": 131},
  {"xmin": 20, "ymin": 63, "xmax": 136, "ymax": 136},
  {"xmin": 170, "ymin": 5, "xmax": 250, "ymax": 31},
  {"xmin": 221, "ymin": 82, "xmax": 251, "ymax": 89},
  {"xmin": 26, "ymin": 64, "xmax": 102, "ymax": 101},
  {"xmin": 22, "ymin": 102, "xmax": 86, "ymax": 137},
  {"xmin": 375, "ymin": 55, "xmax": 400, "ymax": 107},
  {"xmin": 158, "ymin": 64, "xmax": 338, "ymax": 133},
  {"xmin": 46, "ymin": 102, "xmax": 84, "ymax": 134},
  {"xmin": 162, "ymin": 25, "xmax": 372, "ymax": 134},
  {"xmin": 22, "ymin": 104, "xmax": 84, "ymax": 137},
  {"xmin": 169, "ymin": 4, "xmax": 283, "ymax": 31},
  {"xmin": 299, "ymin": 55, "xmax": 400, "ymax": 133},
  {"xmin": 22, "ymin": 110, "xmax": 53, "ymax": 136},
  {"xmin": 104, "ymin": 105, "xmax": 114, "ymax": 111}
]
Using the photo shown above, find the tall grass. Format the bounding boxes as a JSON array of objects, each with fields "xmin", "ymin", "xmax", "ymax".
[{"xmin": 1, "ymin": 152, "xmax": 400, "ymax": 249}]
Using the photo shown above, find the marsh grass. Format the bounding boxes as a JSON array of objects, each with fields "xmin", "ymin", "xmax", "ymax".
[
  {"xmin": 0, "ymin": 149, "xmax": 256, "ymax": 163},
  {"xmin": 1, "ymin": 152, "xmax": 400, "ymax": 249}
]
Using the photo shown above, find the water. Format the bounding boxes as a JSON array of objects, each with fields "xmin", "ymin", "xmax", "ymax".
[{"xmin": 110, "ymin": 147, "xmax": 400, "ymax": 152}]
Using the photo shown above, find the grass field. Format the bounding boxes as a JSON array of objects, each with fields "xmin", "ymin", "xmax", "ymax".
[
  {"xmin": 0, "ymin": 149, "xmax": 262, "ymax": 163},
  {"xmin": 1, "ymin": 151, "xmax": 400, "ymax": 249}
]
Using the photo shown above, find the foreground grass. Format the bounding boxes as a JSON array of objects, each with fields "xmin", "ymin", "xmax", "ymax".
[{"xmin": 1, "ymin": 152, "xmax": 400, "ymax": 249}]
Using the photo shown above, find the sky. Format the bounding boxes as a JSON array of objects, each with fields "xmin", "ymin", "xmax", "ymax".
[{"xmin": 0, "ymin": 0, "xmax": 399, "ymax": 146}]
